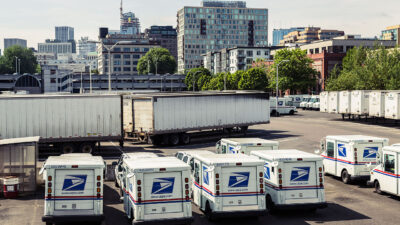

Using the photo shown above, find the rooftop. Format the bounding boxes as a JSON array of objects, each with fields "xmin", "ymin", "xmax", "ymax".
[{"xmin": 201, "ymin": 0, "xmax": 246, "ymax": 8}]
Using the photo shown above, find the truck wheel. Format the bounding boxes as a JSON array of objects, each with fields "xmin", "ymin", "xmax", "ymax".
[
  {"xmin": 169, "ymin": 134, "xmax": 180, "ymax": 146},
  {"xmin": 341, "ymin": 170, "xmax": 350, "ymax": 184},
  {"xmin": 240, "ymin": 126, "xmax": 248, "ymax": 133},
  {"xmin": 180, "ymin": 134, "xmax": 191, "ymax": 145},
  {"xmin": 61, "ymin": 143, "xmax": 75, "ymax": 154},
  {"xmin": 266, "ymin": 195, "xmax": 275, "ymax": 214},
  {"xmin": 162, "ymin": 134, "xmax": 170, "ymax": 146},
  {"xmin": 374, "ymin": 180, "xmax": 382, "ymax": 194},
  {"xmin": 46, "ymin": 222, "xmax": 52, "ymax": 225},
  {"xmin": 289, "ymin": 110, "xmax": 295, "ymax": 115},
  {"xmin": 80, "ymin": 142, "xmax": 95, "ymax": 154},
  {"xmin": 205, "ymin": 201, "xmax": 213, "ymax": 221},
  {"xmin": 149, "ymin": 135, "xmax": 162, "ymax": 146},
  {"xmin": 271, "ymin": 110, "xmax": 276, "ymax": 116}
]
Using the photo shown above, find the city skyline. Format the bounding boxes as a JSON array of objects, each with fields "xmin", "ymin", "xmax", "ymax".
[{"xmin": 1, "ymin": 0, "xmax": 399, "ymax": 51}]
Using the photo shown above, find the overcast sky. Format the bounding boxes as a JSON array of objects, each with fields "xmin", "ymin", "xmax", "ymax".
[{"xmin": 1, "ymin": 0, "xmax": 399, "ymax": 51}]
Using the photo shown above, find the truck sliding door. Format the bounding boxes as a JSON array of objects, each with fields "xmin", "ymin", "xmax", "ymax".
[
  {"xmin": 324, "ymin": 141, "xmax": 336, "ymax": 175},
  {"xmin": 381, "ymin": 153, "xmax": 397, "ymax": 195},
  {"xmin": 192, "ymin": 160, "xmax": 201, "ymax": 206}
]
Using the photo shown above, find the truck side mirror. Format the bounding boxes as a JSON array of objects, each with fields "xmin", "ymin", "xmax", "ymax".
[{"xmin": 320, "ymin": 139, "xmax": 325, "ymax": 151}]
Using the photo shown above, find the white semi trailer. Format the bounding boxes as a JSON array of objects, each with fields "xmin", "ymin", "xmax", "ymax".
[
  {"xmin": 0, "ymin": 94, "xmax": 123, "ymax": 153},
  {"xmin": 123, "ymin": 92, "xmax": 270, "ymax": 145},
  {"xmin": 369, "ymin": 91, "xmax": 389, "ymax": 118}
]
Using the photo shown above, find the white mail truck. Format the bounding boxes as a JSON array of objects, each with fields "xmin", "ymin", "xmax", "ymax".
[
  {"xmin": 40, "ymin": 154, "xmax": 106, "ymax": 225},
  {"xmin": 250, "ymin": 150, "xmax": 327, "ymax": 212},
  {"xmin": 175, "ymin": 150, "xmax": 216, "ymax": 165},
  {"xmin": 320, "ymin": 135, "xmax": 389, "ymax": 184},
  {"xmin": 121, "ymin": 156, "xmax": 193, "ymax": 224},
  {"xmin": 368, "ymin": 145, "xmax": 400, "ymax": 197},
  {"xmin": 216, "ymin": 138, "xmax": 279, "ymax": 155},
  {"xmin": 187, "ymin": 154, "xmax": 266, "ymax": 220}
]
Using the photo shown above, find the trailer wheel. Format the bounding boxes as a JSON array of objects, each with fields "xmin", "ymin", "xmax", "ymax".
[
  {"xmin": 169, "ymin": 134, "xmax": 180, "ymax": 146},
  {"xmin": 60, "ymin": 143, "xmax": 75, "ymax": 154},
  {"xmin": 180, "ymin": 134, "xmax": 191, "ymax": 145},
  {"xmin": 149, "ymin": 135, "xmax": 162, "ymax": 146},
  {"xmin": 162, "ymin": 134, "xmax": 170, "ymax": 146},
  {"xmin": 341, "ymin": 169, "xmax": 351, "ymax": 184},
  {"xmin": 240, "ymin": 126, "xmax": 248, "ymax": 133},
  {"xmin": 374, "ymin": 180, "xmax": 382, "ymax": 194},
  {"xmin": 79, "ymin": 142, "xmax": 95, "ymax": 154}
]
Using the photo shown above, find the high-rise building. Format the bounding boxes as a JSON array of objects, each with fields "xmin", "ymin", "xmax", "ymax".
[
  {"xmin": 4, "ymin": 38, "xmax": 27, "ymax": 50},
  {"xmin": 78, "ymin": 37, "xmax": 97, "ymax": 58},
  {"xmin": 177, "ymin": 1, "xmax": 268, "ymax": 73},
  {"xmin": 272, "ymin": 28, "xmax": 305, "ymax": 46},
  {"xmin": 120, "ymin": 0, "xmax": 141, "ymax": 35},
  {"xmin": 55, "ymin": 26, "xmax": 74, "ymax": 42},
  {"xmin": 145, "ymin": 26, "xmax": 177, "ymax": 60},
  {"xmin": 381, "ymin": 25, "xmax": 400, "ymax": 45},
  {"xmin": 97, "ymin": 29, "xmax": 159, "ymax": 75},
  {"xmin": 38, "ymin": 39, "xmax": 76, "ymax": 54}
]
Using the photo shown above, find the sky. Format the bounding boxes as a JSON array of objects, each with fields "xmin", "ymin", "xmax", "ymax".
[{"xmin": 1, "ymin": 0, "xmax": 399, "ymax": 51}]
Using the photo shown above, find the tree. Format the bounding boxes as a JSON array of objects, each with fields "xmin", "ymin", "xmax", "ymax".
[
  {"xmin": 238, "ymin": 68, "xmax": 269, "ymax": 90},
  {"xmin": 184, "ymin": 67, "xmax": 212, "ymax": 91},
  {"xmin": 137, "ymin": 47, "xmax": 176, "ymax": 75},
  {"xmin": 91, "ymin": 69, "xmax": 99, "ymax": 74},
  {"xmin": 206, "ymin": 73, "xmax": 225, "ymax": 90},
  {"xmin": 0, "ymin": 45, "xmax": 38, "ymax": 74},
  {"xmin": 227, "ymin": 70, "xmax": 244, "ymax": 90},
  {"xmin": 268, "ymin": 48, "xmax": 317, "ymax": 94}
]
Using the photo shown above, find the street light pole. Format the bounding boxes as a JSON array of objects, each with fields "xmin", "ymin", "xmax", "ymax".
[
  {"xmin": 89, "ymin": 64, "xmax": 92, "ymax": 93},
  {"xmin": 276, "ymin": 60, "xmax": 289, "ymax": 116},
  {"xmin": 18, "ymin": 59, "xmax": 21, "ymax": 74},
  {"xmin": 14, "ymin": 56, "xmax": 18, "ymax": 74}
]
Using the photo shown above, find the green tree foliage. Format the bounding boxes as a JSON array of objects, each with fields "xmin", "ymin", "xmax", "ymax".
[
  {"xmin": 184, "ymin": 67, "xmax": 212, "ymax": 91},
  {"xmin": 91, "ymin": 69, "xmax": 99, "ymax": 74},
  {"xmin": 0, "ymin": 45, "xmax": 38, "ymax": 74},
  {"xmin": 137, "ymin": 47, "xmax": 176, "ymax": 75},
  {"xmin": 268, "ymin": 48, "xmax": 317, "ymax": 94},
  {"xmin": 238, "ymin": 68, "xmax": 269, "ymax": 90},
  {"xmin": 206, "ymin": 73, "xmax": 225, "ymax": 90},
  {"xmin": 326, "ymin": 46, "xmax": 400, "ymax": 90},
  {"xmin": 227, "ymin": 70, "xmax": 244, "ymax": 90}
]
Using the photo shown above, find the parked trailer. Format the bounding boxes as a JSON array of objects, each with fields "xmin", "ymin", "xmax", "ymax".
[
  {"xmin": 369, "ymin": 91, "xmax": 389, "ymax": 118},
  {"xmin": 338, "ymin": 91, "xmax": 351, "ymax": 115},
  {"xmin": 0, "ymin": 94, "xmax": 123, "ymax": 154},
  {"xmin": 123, "ymin": 92, "xmax": 270, "ymax": 145},
  {"xmin": 250, "ymin": 150, "xmax": 327, "ymax": 211},
  {"xmin": 216, "ymin": 138, "xmax": 279, "ymax": 155},
  {"xmin": 327, "ymin": 91, "xmax": 339, "ymax": 114},
  {"xmin": 368, "ymin": 145, "xmax": 400, "ymax": 197},
  {"xmin": 317, "ymin": 92, "xmax": 328, "ymax": 112},
  {"xmin": 385, "ymin": 92, "xmax": 400, "ymax": 120},
  {"xmin": 350, "ymin": 90, "xmax": 371, "ymax": 116},
  {"xmin": 40, "ymin": 154, "xmax": 106, "ymax": 225}
]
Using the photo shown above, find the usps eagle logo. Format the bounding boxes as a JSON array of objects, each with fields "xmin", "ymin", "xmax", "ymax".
[
  {"xmin": 228, "ymin": 172, "xmax": 250, "ymax": 188},
  {"xmin": 62, "ymin": 175, "xmax": 87, "ymax": 191},
  {"xmin": 338, "ymin": 144, "xmax": 347, "ymax": 157},
  {"xmin": 290, "ymin": 167, "xmax": 310, "ymax": 182},
  {"xmin": 363, "ymin": 147, "xmax": 378, "ymax": 158},
  {"xmin": 151, "ymin": 177, "xmax": 175, "ymax": 194},
  {"xmin": 203, "ymin": 166, "xmax": 209, "ymax": 185},
  {"xmin": 264, "ymin": 165, "xmax": 270, "ymax": 180}
]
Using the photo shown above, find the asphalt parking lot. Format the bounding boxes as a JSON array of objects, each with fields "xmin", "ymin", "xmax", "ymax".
[{"xmin": 1, "ymin": 110, "xmax": 400, "ymax": 225}]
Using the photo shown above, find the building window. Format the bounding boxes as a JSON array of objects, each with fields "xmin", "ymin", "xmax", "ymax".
[
  {"xmin": 123, "ymin": 67, "xmax": 131, "ymax": 72},
  {"xmin": 134, "ymin": 48, "xmax": 140, "ymax": 52},
  {"xmin": 246, "ymin": 51, "xmax": 253, "ymax": 57},
  {"xmin": 114, "ymin": 54, "xmax": 121, "ymax": 59},
  {"xmin": 113, "ymin": 67, "xmax": 121, "ymax": 72},
  {"xmin": 143, "ymin": 48, "xmax": 149, "ymax": 52},
  {"xmin": 256, "ymin": 51, "xmax": 261, "ymax": 55},
  {"xmin": 123, "ymin": 54, "xmax": 131, "ymax": 59},
  {"xmin": 123, "ymin": 48, "xmax": 130, "ymax": 52},
  {"xmin": 114, "ymin": 60, "xmax": 121, "ymax": 65},
  {"xmin": 124, "ymin": 61, "xmax": 131, "ymax": 65},
  {"xmin": 132, "ymin": 55, "xmax": 140, "ymax": 59},
  {"xmin": 114, "ymin": 48, "xmax": 121, "ymax": 52}
]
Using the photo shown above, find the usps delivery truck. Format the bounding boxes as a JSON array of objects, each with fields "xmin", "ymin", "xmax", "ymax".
[
  {"xmin": 175, "ymin": 150, "xmax": 216, "ymax": 165},
  {"xmin": 121, "ymin": 156, "xmax": 193, "ymax": 224},
  {"xmin": 114, "ymin": 152, "xmax": 159, "ymax": 192},
  {"xmin": 368, "ymin": 145, "xmax": 400, "ymax": 196},
  {"xmin": 40, "ymin": 154, "xmax": 106, "ymax": 225},
  {"xmin": 216, "ymin": 138, "xmax": 279, "ymax": 155},
  {"xmin": 320, "ymin": 135, "xmax": 389, "ymax": 184},
  {"xmin": 187, "ymin": 153, "xmax": 266, "ymax": 220},
  {"xmin": 250, "ymin": 150, "xmax": 327, "ymax": 212}
]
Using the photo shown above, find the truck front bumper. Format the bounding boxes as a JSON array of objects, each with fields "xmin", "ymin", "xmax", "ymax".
[
  {"xmin": 350, "ymin": 175, "xmax": 370, "ymax": 181},
  {"xmin": 275, "ymin": 202, "xmax": 328, "ymax": 210},
  {"xmin": 42, "ymin": 215, "xmax": 104, "ymax": 223},
  {"xmin": 211, "ymin": 209, "xmax": 267, "ymax": 219},
  {"xmin": 133, "ymin": 216, "xmax": 194, "ymax": 225}
]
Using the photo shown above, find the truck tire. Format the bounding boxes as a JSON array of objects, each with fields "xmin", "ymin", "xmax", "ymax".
[
  {"xmin": 60, "ymin": 143, "xmax": 75, "ymax": 154},
  {"xmin": 266, "ymin": 195, "xmax": 276, "ymax": 214},
  {"xmin": 149, "ymin": 135, "xmax": 162, "ymax": 146},
  {"xmin": 79, "ymin": 142, "xmax": 95, "ymax": 154},
  {"xmin": 46, "ymin": 222, "xmax": 52, "ymax": 225},
  {"xmin": 205, "ymin": 201, "xmax": 213, "ymax": 221},
  {"xmin": 162, "ymin": 134, "xmax": 170, "ymax": 146},
  {"xmin": 240, "ymin": 126, "xmax": 248, "ymax": 133},
  {"xmin": 180, "ymin": 134, "xmax": 191, "ymax": 145},
  {"xmin": 341, "ymin": 169, "xmax": 350, "ymax": 184},
  {"xmin": 169, "ymin": 134, "xmax": 180, "ymax": 146},
  {"xmin": 289, "ymin": 110, "xmax": 295, "ymax": 115},
  {"xmin": 271, "ymin": 110, "xmax": 276, "ymax": 116},
  {"xmin": 374, "ymin": 180, "xmax": 382, "ymax": 194}
]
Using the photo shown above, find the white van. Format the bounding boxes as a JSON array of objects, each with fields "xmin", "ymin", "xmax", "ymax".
[
  {"xmin": 368, "ymin": 145, "xmax": 400, "ymax": 196},
  {"xmin": 320, "ymin": 135, "xmax": 389, "ymax": 184},
  {"xmin": 319, "ymin": 92, "xmax": 329, "ymax": 112},
  {"xmin": 188, "ymin": 154, "xmax": 266, "ymax": 220},
  {"xmin": 40, "ymin": 154, "xmax": 106, "ymax": 225},
  {"xmin": 121, "ymin": 156, "xmax": 193, "ymax": 224},
  {"xmin": 306, "ymin": 97, "xmax": 319, "ymax": 110},
  {"xmin": 287, "ymin": 95, "xmax": 309, "ymax": 108},
  {"xmin": 270, "ymin": 97, "xmax": 297, "ymax": 116},
  {"xmin": 216, "ymin": 138, "xmax": 279, "ymax": 155},
  {"xmin": 250, "ymin": 150, "xmax": 327, "ymax": 212},
  {"xmin": 350, "ymin": 90, "xmax": 370, "ymax": 115},
  {"xmin": 299, "ymin": 97, "xmax": 311, "ymax": 110},
  {"xmin": 114, "ymin": 153, "xmax": 159, "ymax": 191}
]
